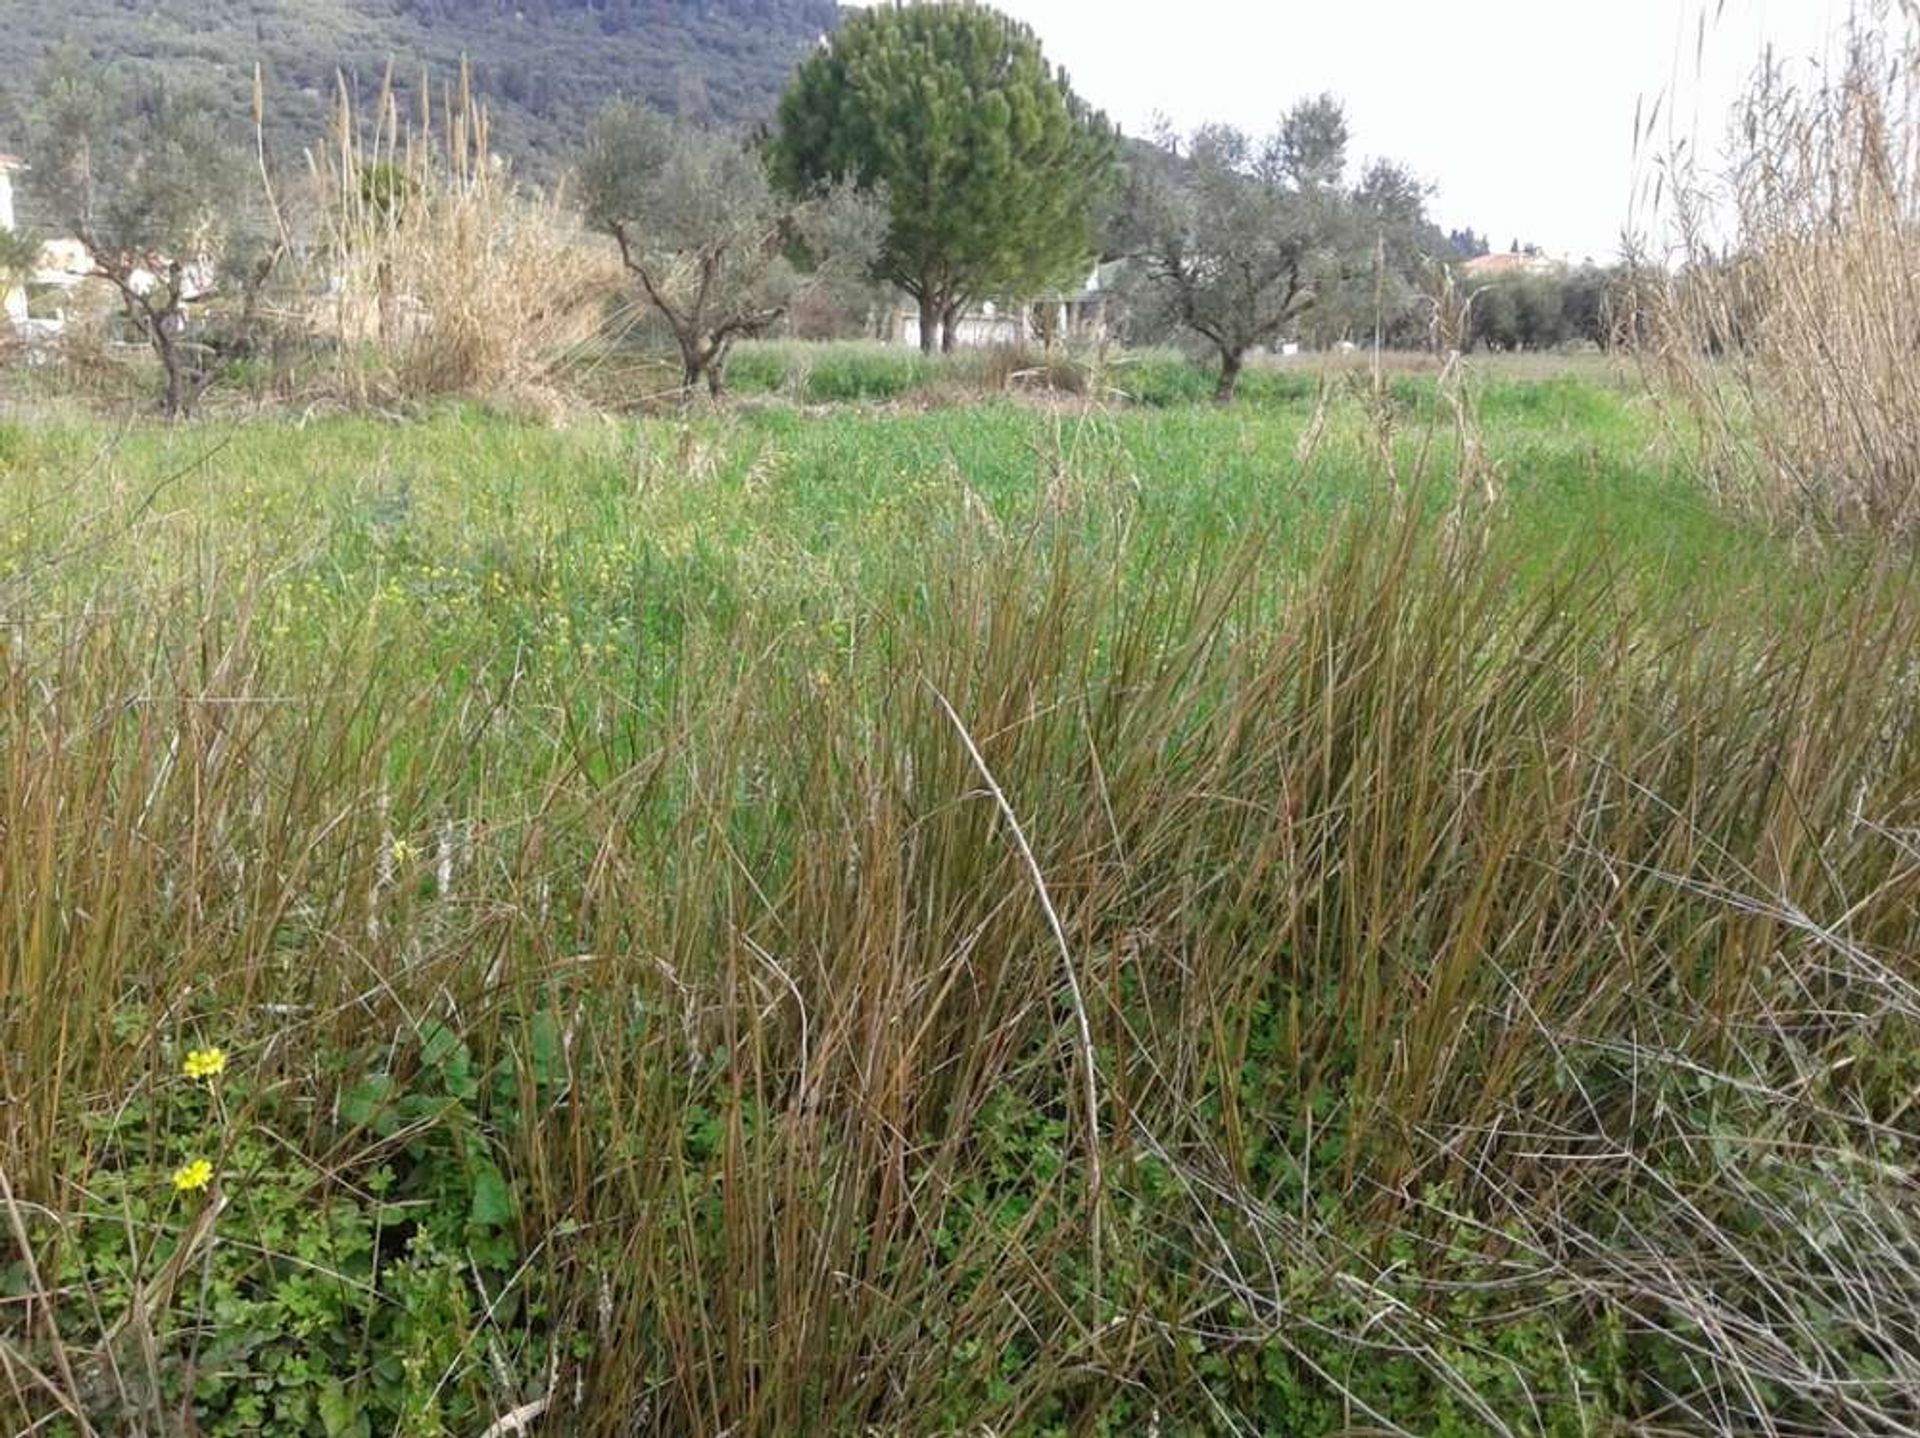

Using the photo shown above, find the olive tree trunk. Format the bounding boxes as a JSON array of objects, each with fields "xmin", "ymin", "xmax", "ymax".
[{"xmin": 1214, "ymin": 347, "xmax": 1246, "ymax": 404}]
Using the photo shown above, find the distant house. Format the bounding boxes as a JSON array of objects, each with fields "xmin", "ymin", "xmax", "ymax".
[
  {"xmin": 892, "ymin": 262, "xmax": 1120, "ymax": 349},
  {"xmin": 4, "ymin": 231, "xmax": 101, "ymax": 344},
  {"xmin": 2, "ymin": 153, "xmax": 26, "ymax": 328},
  {"xmin": 0, "ymin": 155, "xmax": 216, "ymax": 344},
  {"xmin": 0, "ymin": 152, "xmax": 22, "ymax": 233},
  {"xmin": 1461, "ymin": 251, "xmax": 1562, "ymax": 280}
]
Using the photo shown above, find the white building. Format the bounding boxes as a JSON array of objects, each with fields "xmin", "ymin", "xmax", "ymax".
[
  {"xmin": 893, "ymin": 263, "xmax": 1119, "ymax": 350},
  {"xmin": 2, "ymin": 153, "xmax": 25, "ymax": 328},
  {"xmin": 0, "ymin": 152, "xmax": 21, "ymax": 233},
  {"xmin": 0, "ymin": 158, "xmax": 214, "ymax": 345},
  {"xmin": 1460, "ymin": 251, "xmax": 1564, "ymax": 280}
]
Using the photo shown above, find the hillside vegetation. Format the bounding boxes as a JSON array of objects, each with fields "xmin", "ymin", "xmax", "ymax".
[{"xmin": 0, "ymin": 0, "xmax": 838, "ymax": 198}]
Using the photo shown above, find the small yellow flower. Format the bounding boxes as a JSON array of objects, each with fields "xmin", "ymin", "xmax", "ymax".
[
  {"xmin": 390, "ymin": 837, "xmax": 418, "ymax": 866},
  {"xmin": 172, "ymin": 1158, "xmax": 215, "ymax": 1194},
  {"xmin": 182, "ymin": 1046, "xmax": 228, "ymax": 1081}
]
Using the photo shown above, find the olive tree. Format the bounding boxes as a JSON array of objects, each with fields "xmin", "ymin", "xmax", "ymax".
[
  {"xmin": 0, "ymin": 225, "xmax": 37, "ymax": 287},
  {"xmin": 1278, "ymin": 93, "xmax": 1351, "ymax": 192},
  {"xmin": 1301, "ymin": 158, "xmax": 1447, "ymax": 349},
  {"xmin": 1138, "ymin": 121, "xmax": 1336, "ymax": 401},
  {"xmin": 579, "ymin": 102, "xmax": 881, "ymax": 396},
  {"xmin": 30, "ymin": 51, "xmax": 246, "ymax": 416}
]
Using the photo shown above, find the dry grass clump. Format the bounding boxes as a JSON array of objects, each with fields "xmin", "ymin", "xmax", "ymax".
[
  {"xmin": 310, "ymin": 69, "xmax": 623, "ymax": 411},
  {"xmin": 2, "ymin": 415, "xmax": 1915, "ymax": 1432},
  {"xmin": 976, "ymin": 341, "xmax": 1091, "ymax": 395},
  {"xmin": 1637, "ymin": 2, "xmax": 1920, "ymax": 537}
]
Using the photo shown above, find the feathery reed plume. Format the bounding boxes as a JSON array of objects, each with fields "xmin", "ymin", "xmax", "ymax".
[
  {"xmin": 1633, "ymin": 1, "xmax": 1920, "ymax": 537},
  {"xmin": 309, "ymin": 65, "xmax": 621, "ymax": 411}
]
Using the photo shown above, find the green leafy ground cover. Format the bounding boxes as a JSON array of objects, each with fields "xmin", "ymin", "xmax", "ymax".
[{"xmin": 2, "ymin": 374, "xmax": 1915, "ymax": 1435}]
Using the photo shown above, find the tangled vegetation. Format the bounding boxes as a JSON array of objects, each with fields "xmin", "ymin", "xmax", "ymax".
[
  {"xmin": 2, "ymin": 381, "xmax": 1914, "ymax": 1435},
  {"xmin": 3, "ymin": 8, "xmax": 1918, "ymax": 1433},
  {"xmin": 1635, "ymin": 0, "xmax": 1920, "ymax": 539}
]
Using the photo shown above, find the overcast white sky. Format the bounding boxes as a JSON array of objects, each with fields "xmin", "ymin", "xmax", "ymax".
[{"xmin": 864, "ymin": 0, "xmax": 1855, "ymax": 261}]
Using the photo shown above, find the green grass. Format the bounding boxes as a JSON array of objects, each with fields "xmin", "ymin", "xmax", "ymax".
[
  {"xmin": 0, "ymin": 374, "xmax": 1750, "ymax": 605},
  {"xmin": 717, "ymin": 339, "xmax": 1637, "ymax": 413},
  {"xmin": 2, "ymin": 377, "xmax": 1915, "ymax": 1436}
]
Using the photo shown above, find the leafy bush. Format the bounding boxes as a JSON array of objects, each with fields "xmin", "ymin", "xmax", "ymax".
[
  {"xmin": 1111, "ymin": 348, "xmax": 1321, "ymax": 407},
  {"xmin": 1110, "ymin": 348, "xmax": 1220, "ymax": 405},
  {"xmin": 722, "ymin": 343, "xmax": 792, "ymax": 396},
  {"xmin": 9, "ymin": 1021, "xmax": 549, "ymax": 1437}
]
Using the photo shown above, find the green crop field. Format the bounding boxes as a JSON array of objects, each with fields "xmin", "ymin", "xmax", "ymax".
[{"xmin": 3, "ymin": 367, "xmax": 1916, "ymax": 1436}]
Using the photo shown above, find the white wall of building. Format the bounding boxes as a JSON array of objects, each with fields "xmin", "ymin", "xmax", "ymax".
[
  {"xmin": 900, "ymin": 305, "xmax": 1030, "ymax": 350},
  {"xmin": 2, "ymin": 168, "xmax": 22, "ymax": 328}
]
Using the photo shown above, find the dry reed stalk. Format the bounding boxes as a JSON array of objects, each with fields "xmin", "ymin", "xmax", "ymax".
[
  {"xmin": 307, "ymin": 65, "xmax": 623, "ymax": 411},
  {"xmin": 4, "ymin": 411, "xmax": 1916, "ymax": 1434},
  {"xmin": 1634, "ymin": 1, "xmax": 1920, "ymax": 538}
]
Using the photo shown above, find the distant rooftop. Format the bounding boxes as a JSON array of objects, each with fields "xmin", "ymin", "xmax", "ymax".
[
  {"xmin": 1461, "ymin": 252, "xmax": 1560, "ymax": 277},
  {"xmin": 0, "ymin": 153, "xmax": 26, "ymax": 171}
]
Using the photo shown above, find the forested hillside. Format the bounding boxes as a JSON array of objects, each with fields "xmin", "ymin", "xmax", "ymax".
[{"xmin": 0, "ymin": 0, "xmax": 838, "ymax": 190}]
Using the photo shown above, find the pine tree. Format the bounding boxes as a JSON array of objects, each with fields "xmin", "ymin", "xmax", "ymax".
[{"xmin": 771, "ymin": 2, "xmax": 1116, "ymax": 353}]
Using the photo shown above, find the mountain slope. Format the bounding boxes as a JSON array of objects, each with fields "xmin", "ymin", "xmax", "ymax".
[{"xmin": 0, "ymin": 0, "xmax": 838, "ymax": 190}]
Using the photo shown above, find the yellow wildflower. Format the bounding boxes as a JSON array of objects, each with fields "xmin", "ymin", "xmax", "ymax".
[
  {"xmin": 172, "ymin": 1158, "xmax": 215, "ymax": 1194},
  {"xmin": 182, "ymin": 1047, "xmax": 228, "ymax": 1081},
  {"xmin": 390, "ymin": 837, "xmax": 418, "ymax": 866}
]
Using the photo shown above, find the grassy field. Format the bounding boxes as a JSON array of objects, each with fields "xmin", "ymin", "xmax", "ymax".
[{"xmin": 3, "ymin": 369, "xmax": 1916, "ymax": 1436}]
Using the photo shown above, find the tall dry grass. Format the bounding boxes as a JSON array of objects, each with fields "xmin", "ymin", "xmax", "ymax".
[
  {"xmin": 2, "ymin": 430, "xmax": 1915, "ymax": 1432},
  {"xmin": 1636, "ymin": 1, "xmax": 1920, "ymax": 538},
  {"xmin": 309, "ymin": 68, "xmax": 622, "ymax": 412}
]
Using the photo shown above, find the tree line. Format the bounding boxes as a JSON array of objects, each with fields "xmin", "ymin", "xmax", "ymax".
[{"xmin": 4, "ymin": 0, "xmax": 1632, "ymax": 415}]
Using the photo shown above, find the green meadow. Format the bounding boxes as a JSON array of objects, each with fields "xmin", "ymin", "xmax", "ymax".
[{"xmin": 3, "ymin": 369, "xmax": 1916, "ymax": 1435}]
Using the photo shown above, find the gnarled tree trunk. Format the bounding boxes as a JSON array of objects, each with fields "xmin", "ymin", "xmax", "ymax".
[
  {"xmin": 674, "ymin": 329, "xmax": 710, "ymax": 396},
  {"xmin": 140, "ymin": 289, "xmax": 198, "ymax": 419},
  {"xmin": 704, "ymin": 339, "xmax": 733, "ymax": 398},
  {"xmin": 1214, "ymin": 347, "xmax": 1245, "ymax": 404},
  {"xmin": 158, "ymin": 325, "xmax": 190, "ymax": 418}
]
